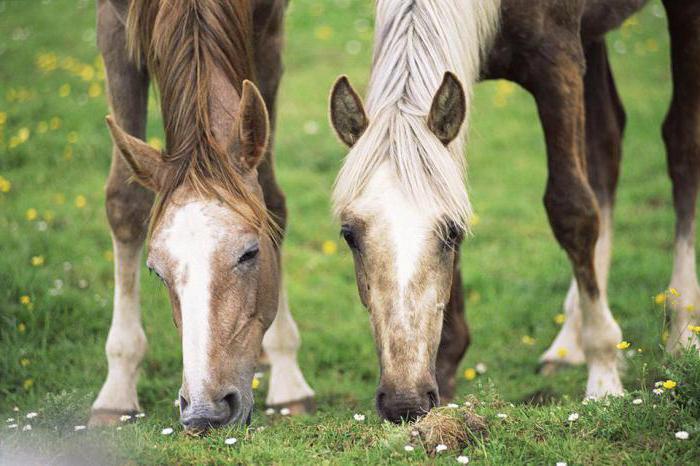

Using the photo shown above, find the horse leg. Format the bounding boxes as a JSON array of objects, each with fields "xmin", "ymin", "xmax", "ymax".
[
  {"xmin": 662, "ymin": 0, "xmax": 700, "ymax": 353},
  {"xmin": 436, "ymin": 253, "xmax": 469, "ymax": 402},
  {"xmin": 539, "ymin": 39, "xmax": 625, "ymax": 373},
  {"xmin": 524, "ymin": 39, "xmax": 623, "ymax": 398},
  {"xmin": 89, "ymin": 0, "xmax": 152, "ymax": 426},
  {"xmin": 253, "ymin": 0, "xmax": 315, "ymax": 412}
]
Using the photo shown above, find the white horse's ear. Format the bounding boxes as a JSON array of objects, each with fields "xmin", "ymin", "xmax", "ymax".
[
  {"xmin": 329, "ymin": 76, "xmax": 369, "ymax": 147},
  {"xmin": 105, "ymin": 115, "xmax": 168, "ymax": 192},
  {"xmin": 236, "ymin": 80, "xmax": 269, "ymax": 171},
  {"xmin": 427, "ymin": 72, "xmax": 466, "ymax": 145}
]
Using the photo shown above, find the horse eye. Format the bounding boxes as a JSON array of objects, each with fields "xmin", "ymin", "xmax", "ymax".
[
  {"xmin": 341, "ymin": 225, "xmax": 358, "ymax": 250},
  {"xmin": 442, "ymin": 220, "xmax": 463, "ymax": 251},
  {"xmin": 238, "ymin": 245, "xmax": 260, "ymax": 264}
]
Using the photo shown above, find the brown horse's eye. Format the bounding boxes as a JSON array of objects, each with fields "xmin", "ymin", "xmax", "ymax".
[
  {"xmin": 341, "ymin": 225, "xmax": 359, "ymax": 251},
  {"xmin": 238, "ymin": 244, "xmax": 260, "ymax": 265},
  {"xmin": 441, "ymin": 220, "xmax": 463, "ymax": 251}
]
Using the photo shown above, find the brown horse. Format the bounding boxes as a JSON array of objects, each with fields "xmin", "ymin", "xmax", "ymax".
[
  {"xmin": 330, "ymin": 0, "xmax": 699, "ymax": 422},
  {"xmin": 90, "ymin": 0, "xmax": 313, "ymax": 431}
]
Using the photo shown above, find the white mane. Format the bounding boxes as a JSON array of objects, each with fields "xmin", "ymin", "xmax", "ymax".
[{"xmin": 332, "ymin": 0, "xmax": 501, "ymax": 230}]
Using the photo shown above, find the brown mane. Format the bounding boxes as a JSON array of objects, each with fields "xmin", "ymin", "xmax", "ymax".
[{"xmin": 125, "ymin": 0, "xmax": 273, "ymax": 236}]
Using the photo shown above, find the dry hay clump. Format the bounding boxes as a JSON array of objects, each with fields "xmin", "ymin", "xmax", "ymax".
[{"xmin": 413, "ymin": 404, "xmax": 488, "ymax": 455}]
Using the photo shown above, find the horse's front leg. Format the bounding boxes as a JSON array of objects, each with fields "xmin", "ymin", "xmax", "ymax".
[
  {"xmin": 523, "ymin": 37, "xmax": 623, "ymax": 398},
  {"xmin": 90, "ymin": 0, "xmax": 152, "ymax": 426}
]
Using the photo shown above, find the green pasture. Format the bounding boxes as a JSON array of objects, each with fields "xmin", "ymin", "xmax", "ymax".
[{"xmin": 0, "ymin": 0, "xmax": 698, "ymax": 463}]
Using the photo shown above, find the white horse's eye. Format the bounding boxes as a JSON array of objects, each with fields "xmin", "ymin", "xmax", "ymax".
[{"xmin": 237, "ymin": 244, "xmax": 260, "ymax": 265}]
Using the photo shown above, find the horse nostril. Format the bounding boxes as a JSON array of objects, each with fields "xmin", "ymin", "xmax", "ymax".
[
  {"xmin": 427, "ymin": 390, "xmax": 438, "ymax": 409},
  {"xmin": 222, "ymin": 391, "xmax": 241, "ymax": 420},
  {"xmin": 179, "ymin": 394, "xmax": 189, "ymax": 412},
  {"xmin": 375, "ymin": 390, "xmax": 387, "ymax": 412}
]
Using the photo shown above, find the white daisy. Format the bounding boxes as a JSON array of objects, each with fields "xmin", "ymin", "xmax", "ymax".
[
  {"xmin": 411, "ymin": 430, "xmax": 419, "ymax": 437},
  {"xmin": 6, "ymin": 418, "xmax": 14, "ymax": 423},
  {"xmin": 353, "ymin": 413, "xmax": 365, "ymax": 422},
  {"xmin": 265, "ymin": 408, "xmax": 275, "ymax": 415},
  {"xmin": 675, "ymin": 431, "xmax": 689, "ymax": 440},
  {"xmin": 280, "ymin": 408, "xmax": 291, "ymax": 416},
  {"xmin": 404, "ymin": 445, "xmax": 414, "ymax": 452},
  {"xmin": 7, "ymin": 424, "xmax": 18, "ymax": 429},
  {"xmin": 13, "ymin": 407, "xmax": 19, "ymax": 412},
  {"xmin": 119, "ymin": 415, "xmax": 132, "ymax": 422},
  {"xmin": 224, "ymin": 437, "xmax": 237, "ymax": 445},
  {"xmin": 173, "ymin": 399, "xmax": 180, "ymax": 407},
  {"xmin": 22, "ymin": 425, "xmax": 32, "ymax": 431},
  {"xmin": 457, "ymin": 456, "xmax": 470, "ymax": 464},
  {"xmin": 567, "ymin": 413, "xmax": 579, "ymax": 422},
  {"xmin": 135, "ymin": 413, "xmax": 146, "ymax": 418},
  {"xmin": 74, "ymin": 425, "xmax": 87, "ymax": 431},
  {"xmin": 496, "ymin": 413, "xmax": 507, "ymax": 419},
  {"xmin": 632, "ymin": 398, "xmax": 643, "ymax": 405},
  {"xmin": 464, "ymin": 402, "xmax": 472, "ymax": 408},
  {"xmin": 556, "ymin": 462, "xmax": 567, "ymax": 466},
  {"xmin": 254, "ymin": 372, "xmax": 264, "ymax": 379},
  {"xmin": 447, "ymin": 403, "xmax": 459, "ymax": 408},
  {"xmin": 475, "ymin": 363, "xmax": 487, "ymax": 374},
  {"xmin": 26, "ymin": 412, "xmax": 38, "ymax": 419},
  {"xmin": 654, "ymin": 381, "xmax": 663, "ymax": 388},
  {"xmin": 653, "ymin": 388, "xmax": 664, "ymax": 395},
  {"xmin": 161, "ymin": 427, "xmax": 174, "ymax": 435},
  {"xmin": 435, "ymin": 444, "xmax": 448, "ymax": 453}
]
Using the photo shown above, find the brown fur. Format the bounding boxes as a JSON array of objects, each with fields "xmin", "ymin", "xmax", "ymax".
[{"xmin": 125, "ymin": 0, "xmax": 273, "ymax": 237}]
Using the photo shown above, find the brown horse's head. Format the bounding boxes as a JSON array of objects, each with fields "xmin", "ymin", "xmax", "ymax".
[
  {"xmin": 329, "ymin": 73, "xmax": 468, "ymax": 422},
  {"xmin": 106, "ymin": 80, "xmax": 278, "ymax": 431}
]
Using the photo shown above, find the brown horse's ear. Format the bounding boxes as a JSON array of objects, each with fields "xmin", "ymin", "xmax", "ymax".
[
  {"xmin": 105, "ymin": 115, "xmax": 167, "ymax": 192},
  {"xmin": 427, "ymin": 72, "xmax": 466, "ymax": 145},
  {"xmin": 329, "ymin": 76, "xmax": 368, "ymax": 147},
  {"xmin": 236, "ymin": 80, "xmax": 269, "ymax": 171}
]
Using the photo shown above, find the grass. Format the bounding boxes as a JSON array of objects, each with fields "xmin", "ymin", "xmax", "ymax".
[{"xmin": 0, "ymin": 0, "xmax": 698, "ymax": 463}]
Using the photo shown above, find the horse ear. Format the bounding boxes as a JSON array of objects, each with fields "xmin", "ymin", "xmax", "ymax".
[
  {"xmin": 105, "ymin": 115, "xmax": 167, "ymax": 192},
  {"xmin": 236, "ymin": 80, "xmax": 269, "ymax": 171},
  {"xmin": 329, "ymin": 76, "xmax": 368, "ymax": 147},
  {"xmin": 427, "ymin": 72, "xmax": 466, "ymax": 145}
]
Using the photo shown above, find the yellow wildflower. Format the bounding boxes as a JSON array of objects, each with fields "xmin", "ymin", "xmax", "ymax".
[
  {"xmin": 59, "ymin": 83, "xmax": 71, "ymax": 97},
  {"xmin": 18, "ymin": 322, "xmax": 26, "ymax": 333},
  {"xmin": 23, "ymin": 379, "xmax": 34, "ymax": 390},
  {"xmin": 31, "ymin": 255, "xmax": 45, "ymax": 266},
  {"xmin": 556, "ymin": 347, "xmax": 568, "ymax": 358},
  {"xmin": 67, "ymin": 131, "xmax": 78, "ymax": 144},
  {"xmin": 322, "ymin": 240, "xmax": 337, "ymax": 255},
  {"xmin": 662, "ymin": 380, "xmax": 677, "ymax": 390},
  {"xmin": 688, "ymin": 325, "xmax": 700, "ymax": 335},
  {"xmin": 25, "ymin": 208, "xmax": 38, "ymax": 221},
  {"xmin": 252, "ymin": 377, "xmax": 261, "ymax": 390},
  {"xmin": 684, "ymin": 304, "xmax": 695, "ymax": 312},
  {"xmin": 464, "ymin": 368, "xmax": 477, "ymax": 381},
  {"xmin": 18, "ymin": 127, "xmax": 30, "ymax": 142},
  {"xmin": 554, "ymin": 313, "xmax": 566, "ymax": 325},
  {"xmin": 0, "ymin": 175, "xmax": 11, "ymax": 193},
  {"xmin": 88, "ymin": 82, "xmax": 102, "ymax": 98},
  {"xmin": 521, "ymin": 335, "xmax": 536, "ymax": 346},
  {"xmin": 19, "ymin": 295, "xmax": 31, "ymax": 305},
  {"xmin": 148, "ymin": 137, "xmax": 163, "ymax": 151},
  {"xmin": 80, "ymin": 65, "xmax": 95, "ymax": 81},
  {"xmin": 655, "ymin": 293, "xmax": 666, "ymax": 305},
  {"xmin": 669, "ymin": 287, "xmax": 680, "ymax": 297},
  {"xmin": 49, "ymin": 116, "xmax": 62, "ymax": 130},
  {"xmin": 314, "ymin": 25, "xmax": 333, "ymax": 40},
  {"xmin": 0, "ymin": 111, "xmax": 6, "ymax": 125},
  {"xmin": 616, "ymin": 341, "xmax": 631, "ymax": 350},
  {"xmin": 470, "ymin": 213, "xmax": 480, "ymax": 227},
  {"xmin": 20, "ymin": 358, "xmax": 30, "ymax": 367},
  {"xmin": 75, "ymin": 195, "xmax": 87, "ymax": 208}
]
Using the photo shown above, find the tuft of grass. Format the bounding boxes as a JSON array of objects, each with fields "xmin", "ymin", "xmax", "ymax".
[{"xmin": 413, "ymin": 404, "xmax": 488, "ymax": 454}]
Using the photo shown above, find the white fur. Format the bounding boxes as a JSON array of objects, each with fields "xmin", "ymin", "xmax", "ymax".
[
  {"xmin": 541, "ymin": 207, "xmax": 614, "ymax": 366},
  {"xmin": 332, "ymin": 0, "xmax": 501, "ymax": 231},
  {"xmin": 162, "ymin": 201, "xmax": 222, "ymax": 398},
  {"xmin": 263, "ymin": 280, "xmax": 315, "ymax": 405},
  {"xmin": 667, "ymin": 236, "xmax": 700, "ymax": 352},
  {"xmin": 92, "ymin": 238, "xmax": 147, "ymax": 413}
]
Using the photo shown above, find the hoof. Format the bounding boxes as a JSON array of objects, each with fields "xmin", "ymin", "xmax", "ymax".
[
  {"xmin": 88, "ymin": 408, "xmax": 138, "ymax": 427},
  {"xmin": 268, "ymin": 396, "xmax": 316, "ymax": 416}
]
